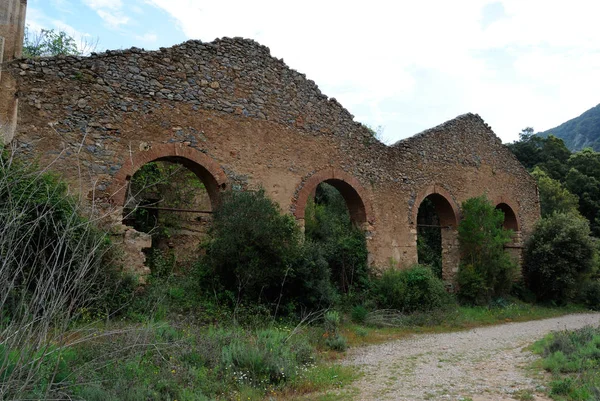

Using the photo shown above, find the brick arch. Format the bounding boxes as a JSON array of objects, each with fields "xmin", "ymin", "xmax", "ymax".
[
  {"xmin": 495, "ymin": 200, "xmax": 520, "ymax": 231},
  {"xmin": 109, "ymin": 143, "xmax": 228, "ymax": 208},
  {"xmin": 293, "ymin": 168, "xmax": 374, "ymax": 227},
  {"xmin": 412, "ymin": 185, "xmax": 460, "ymax": 228}
]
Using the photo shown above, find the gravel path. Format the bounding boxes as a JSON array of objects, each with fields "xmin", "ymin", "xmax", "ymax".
[{"xmin": 343, "ymin": 313, "xmax": 600, "ymax": 401}]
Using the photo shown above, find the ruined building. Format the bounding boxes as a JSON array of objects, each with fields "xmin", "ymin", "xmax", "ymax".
[{"xmin": 0, "ymin": 1, "xmax": 540, "ymax": 283}]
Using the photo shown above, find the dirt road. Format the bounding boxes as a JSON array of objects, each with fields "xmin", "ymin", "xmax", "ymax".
[{"xmin": 343, "ymin": 313, "xmax": 600, "ymax": 401}]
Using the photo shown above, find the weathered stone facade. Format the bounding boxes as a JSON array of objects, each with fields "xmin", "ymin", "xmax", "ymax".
[{"xmin": 0, "ymin": 3, "xmax": 540, "ymax": 281}]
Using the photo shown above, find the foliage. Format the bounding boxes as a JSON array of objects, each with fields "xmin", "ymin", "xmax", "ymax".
[
  {"xmin": 125, "ymin": 161, "xmax": 208, "ymax": 238},
  {"xmin": 416, "ymin": 198, "xmax": 443, "ymax": 278},
  {"xmin": 305, "ymin": 183, "xmax": 370, "ymax": 294},
  {"xmin": 351, "ymin": 305, "xmax": 369, "ymax": 324},
  {"xmin": 323, "ymin": 311, "xmax": 347, "ymax": 351},
  {"xmin": 508, "ymin": 129, "xmax": 600, "ymax": 236},
  {"xmin": 26, "ymin": 322, "xmax": 326, "ymax": 401},
  {"xmin": 531, "ymin": 167, "xmax": 581, "ymax": 218},
  {"xmin": 581, "ymin": 280, "xmax": 600, "ymax": 311},
  {"xmin": 523, "ymin": 213, "xmax": 596, "ymax": 303},
  {"xmin": 564, "ymin": 166, "xmax": 600, "ymax": 236},
  {"xmin": 201, "ymin": 189, "xmax": 337, "ymax": 312},
  {"xmin": 508, "ymin": 129, "xmax": 571, "ymax": 180},
  {"xmin": 0, "ymin": 148, "xmax": 120, "ymax": 398},
  {"xmin": 372, "ymin": 265, "xmax": 453, "ymax": 313},
  {"xmin": 532, "ymin": 325, "xmax": 600, "ymax": 400},
  {"xmin": 457, "ymin": 196, "xmax": 517, "ymax": 305},
  {"xmin": 22, "ymin": 26, "xmax": 98, "ymax": 58},
  {"xmin": 23, "ymin": 27, "xmax": 79, "ymax": 57}
]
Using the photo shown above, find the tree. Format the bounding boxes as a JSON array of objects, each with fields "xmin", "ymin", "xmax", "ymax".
[
  {"xmin": 523, "ymin": 213, "xmax": 596, "ymax": 303},
  {"xmin": 457, "ymin": 196, "xmax": 517, "ymax": 304},
  {"xmin": 22, "ymin": 26, "xmax": 98, "ymax": 58},
  {"xmin": 531, "ymin": 167, "xmax": 580, "ymax": 218},
  {"xmin": 508, "ymin": 130, "xmax": 571, "ymax": 180}
]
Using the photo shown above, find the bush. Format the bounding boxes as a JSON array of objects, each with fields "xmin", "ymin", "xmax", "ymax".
[
  {"xmin": 322, "ymin": 310, "xmax": 347, "ymax": 352},
  {"xmin": 201, "ymin": 189, "xmax": 337, "ymax": 313},
  {"xmin": 523, "ymin": 213, "xmax": 596, "ymax": 303},
  {"xmin": 351, "ymin": 305, "xmax": 369, "ymax": 324},
  {"xmin": 305, "ymin": 183, "xmax": 369, "ymax": 294},
  {"xmin": 202, "ymin": 189, "xmax": 302, "ymax": 305},
  {"xmin": 0, "ymin": 149, "xmax": 118, "ymax": 398},
  {"xmin": 582, "ymin": 281, "xmax": 600, "ymax": 310},
  {"xmin": 457, "ymin": 196, "xmax": 517, "ymax": 305},
  {"xmin": 372, "ymin": 265, "xmax": 453, "ymax": 313}
]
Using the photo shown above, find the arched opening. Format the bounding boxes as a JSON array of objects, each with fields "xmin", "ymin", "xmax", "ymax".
[
  {"xmin": 495, "ymin": 202, "xmax": 523, "ymax": 265},
  {"xmin": 107, "ymin": 144, "xmax": 228, "ymax": 279},
  {"xmin": 294, "ymin": 170, "xmax": 372, "ymax": 229},
  {"xmin": 294, "ymin": 170, "xmax": 372, "ymax": 294},
  {"xmin": 122, "ymin": 157, "xmax": 220, "ymax": 268},
  {"xmin": 495, "ymin": 203, "xmax": 519, "ymax": 231},
  {"xmin": 304, "ymin": 181, "xmax": 368, "ymax": 294},
  {"xmin": 414, "ymin": 191, "xmax": 459, "ymax": 283}
]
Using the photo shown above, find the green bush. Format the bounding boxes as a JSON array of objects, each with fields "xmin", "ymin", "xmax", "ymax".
[
  {"xmin": 201, "ymin": 189, "xmax": 338, "ymax": 313},
  {"xmin": 523, "ymin": 213, "xmax": 596, "ymax": 303},
  {"xmin": 0, "ymin": 150, "xmax": 121, "ymax": 398},
  {"xmin": 202, "ymin": 189, "xmax": 302, "ymax": 305},
  {"xmin": 221, "ymin": 329, "xmax": 305, "ymax": 385},
  {"xmin": 322, "ymin": 310, "xmax": 348, "ymax": 352},
  {"xmin": 305, "ymin": 183, "xmax": 369, "ymax": 294},
  {"xmin": 457, "ymin": 196, "xmax": 517, "ymax": 305},
  {"xmin": 351, "ymin": 305, "xmax": 369, "ymax": 324},
  {"xmin": 582, "ymin": 281, "xmax": 600, "ymax": 311},
  {"xmin": 372, "ymin": 265, "xmax": 453, "ymax": 313},
  {"xmin": 534, "ymin": 325, "xmax": 600, "ymax": 400}
]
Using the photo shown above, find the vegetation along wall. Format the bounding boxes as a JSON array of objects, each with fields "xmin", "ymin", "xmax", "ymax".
[{"xmin": 1, "ymin": 36, "xmax": 540, "ymax": 283}]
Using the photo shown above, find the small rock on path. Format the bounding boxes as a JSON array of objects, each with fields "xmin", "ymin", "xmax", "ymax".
[{"xmin": 344, "ymin": 312, "xmax": 600, "ymax": 401}]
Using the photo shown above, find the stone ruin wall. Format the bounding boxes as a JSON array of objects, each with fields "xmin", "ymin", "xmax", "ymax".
[{"xmin": 3, "ymin": 36, "xmax": 540, "ymax": 280}]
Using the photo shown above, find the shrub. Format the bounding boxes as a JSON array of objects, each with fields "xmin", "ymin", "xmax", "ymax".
[
  {"xmin": 202, "ymin": 189, "xmax": 302, "ymax": 306},
  {"xmin": 0, "ymin": 148, "xmax": 117, "ymax": 398},
  {"xmin": 305, "ymin": 183, "xmax": 369, "ymax": 294},
  {"xmin": 582, "ymin": 280, "xmax": 600, "ymax": 310},
  {"xmin": 372, "ymin": 265, "xmax": 453, "ymax": 313},
  {"xmin": 351, "ymin": 305, "xmax": 369, "ymax": 324},
  {"xmin": 457, "ymin": 196, "xmax": 517, "ymax": 305},
  {"xmin": 201, "ymin": 189, "xmax": 338, "ymax": 313},
  {"xmin": 322, "ymin": 310, "xmax": 347, "ymax": 352},
  {"xmin": 523, "ymin": 213, "xmax": 596, "ymax": 303}
]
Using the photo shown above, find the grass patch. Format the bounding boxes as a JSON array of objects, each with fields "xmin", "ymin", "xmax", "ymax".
[
  {"xmin": 343, "ymin": 302, "xmax": 586, "ymax": 347},
  {"xmin": 531, "ymin": 325, "xmax": 600, "ymax": 400}
]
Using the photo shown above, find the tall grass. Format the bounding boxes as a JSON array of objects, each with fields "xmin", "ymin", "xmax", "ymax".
[
  {"xmin": 0, "ymin": 147, "xmax": 115, "ymax": 399},
  {"xmin": 533, "ymin": 325, "xmax": 600, "ymax": 400}
]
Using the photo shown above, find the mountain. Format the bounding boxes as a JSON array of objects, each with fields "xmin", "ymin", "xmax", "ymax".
[{"xmin": 539, "ymin": 103, "xmax": 600, "ymax": 152}]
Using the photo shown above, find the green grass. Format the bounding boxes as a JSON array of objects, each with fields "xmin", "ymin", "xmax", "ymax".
[
  {"xmin": 531, "ymin": 325, "xmax": 600, "ymax": 400},
  {"xmin": 343, "ymin": 301, "xmax": 586, "ymax": 347}
]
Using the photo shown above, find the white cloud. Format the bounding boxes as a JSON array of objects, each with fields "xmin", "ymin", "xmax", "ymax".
[
  {"xmin": 96, "ymin": 9, "xmax": 129, "ymax": 28},
  {"xmin": 135, "ymin": 32, "xmax": 158, "ymax": 43},
  {"xmin": 83, "ymin": 0, "xmax": 123, "ymax": 11},
  {"xmin": 131, "ymin": 0, "xmax": 600, "ymax": 143},
  {"xmin": 83, "ymin": 0, "xmax": 129, "ymax": 28}
]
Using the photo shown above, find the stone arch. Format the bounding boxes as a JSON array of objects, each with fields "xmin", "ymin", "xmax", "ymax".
[
  {"xmin": 293, "ymin": 168, "xmax": 373, "ymax": 229},
  {"xmin": 412, "ymin": 185, "xmax": 460, "ymax": 286},
  {"xmin": 495, "ymin": 202, "xmax": 520, "ymax": 231},
  {"xmin": 411, "ymin": 185, "xmax": 460, "ymax": 228},
  {"xmin": 494, "ymin": 199, "xmax": 523, "ymax": 266},
  {"xmin": 109, "ymin": 143, "xmax": 228, "ymax": 208}
]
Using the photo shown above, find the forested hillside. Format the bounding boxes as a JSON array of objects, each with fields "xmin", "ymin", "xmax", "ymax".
[
  {"xmin": 508, "ymin": 129, "xmax": 600, "ymax": 236},
  {"xmin": 539, "ymin": 104, "xmax": 600, "ymax": 151}
]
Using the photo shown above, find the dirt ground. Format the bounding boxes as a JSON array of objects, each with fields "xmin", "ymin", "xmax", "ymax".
[{"xmin": 339, "ymin": 312, "xmax": 600, "ymax": 401}]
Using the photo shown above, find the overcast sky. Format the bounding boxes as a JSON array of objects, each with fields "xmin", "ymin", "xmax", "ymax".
[{"xmin": 26, "ymin": 0, "xmax": 600, "ymax": 144}]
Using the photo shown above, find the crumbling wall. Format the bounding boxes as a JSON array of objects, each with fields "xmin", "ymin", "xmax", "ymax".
[{"xmin": 5, "ymin": 37, "xmax": 540, "ymax": 278}]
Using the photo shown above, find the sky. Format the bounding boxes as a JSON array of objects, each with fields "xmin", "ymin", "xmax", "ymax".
[{"xmin": 25, "ymin": 0, "xmax": 600, "ymax": 144}]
